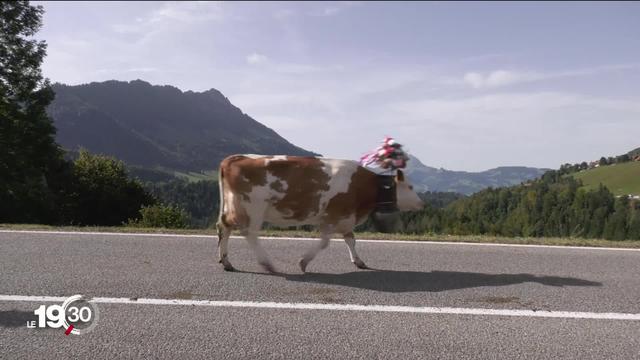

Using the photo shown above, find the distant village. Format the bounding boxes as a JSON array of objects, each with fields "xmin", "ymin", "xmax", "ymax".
[{"xmin": 588, "ymin": 154, "xmax": 640, "ymax": 169}]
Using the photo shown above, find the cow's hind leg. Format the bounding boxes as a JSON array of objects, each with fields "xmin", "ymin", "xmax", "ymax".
[
  {"xmin": 344, "ymin": 232, "xmax": 368, "ymax": 269},
  {"xmin": 299, "ymin": 231, "xmax": 331, "ymax": 273},
  {"xmin": 245, "ymin": 229, "xmax": 276, "ymax": 273},
  {"xmin": 217, "ymin": 223, "xmax": 234, "ymax": 271}
]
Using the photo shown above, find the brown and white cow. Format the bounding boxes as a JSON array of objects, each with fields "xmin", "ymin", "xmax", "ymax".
[{"xmin": 215, "ymin": 154, "xmax": 424, "ymax": 273}]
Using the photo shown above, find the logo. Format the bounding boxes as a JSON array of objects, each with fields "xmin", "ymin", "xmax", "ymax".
[{"xmin": 27, "ymin": 295, "xmax": 99, "ymax": 335}]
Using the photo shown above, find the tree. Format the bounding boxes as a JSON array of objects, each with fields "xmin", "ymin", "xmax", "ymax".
[
  {"xmin": 599, "ymin": 157, "xmax": 608, "ymax": 166},
  {"xmin": 603, "ymin": 196, "xmax": 628, "ymax": 240},
  {"xmin": 627, "ymin": 208, "xmax": 640, "ymax": 240},
  {"xmin": 616, "ymin": 154, "xmax": 630, "ymax": 163},
  {"xmin": 0, "ymin": 1, "xmax": 63, "ymax": 222},
  {"xmin": 70, "ymin": 150, "xmax": 155, "ymax": 225}
]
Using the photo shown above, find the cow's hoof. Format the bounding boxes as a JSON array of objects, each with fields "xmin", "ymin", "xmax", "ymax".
[
  {"xmin": 299, "ymin": 258, "xmax": 308, "ymax": 273},
  {"xmin": 354, "ymin": 260, "xmax": 368, "ymax": 269},
  {"xmin": 260, "ymin": 262, "xmax": 276, "ymax": 273},
  {"xmin": 222, "ymin": 263, "xmax": 235, "ymax": 272}
]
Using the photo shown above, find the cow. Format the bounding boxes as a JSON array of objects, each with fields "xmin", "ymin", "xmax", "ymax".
[{"xmin": 215, "ymin": 154, "xmax": 424, "ymax": 273}]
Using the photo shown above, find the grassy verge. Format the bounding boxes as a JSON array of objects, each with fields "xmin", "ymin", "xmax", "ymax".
[{"xmin": 2, "ymin": 224, "xmax": 640, "ymax": 249}]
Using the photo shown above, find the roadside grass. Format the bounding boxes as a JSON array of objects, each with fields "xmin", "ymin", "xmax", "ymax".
[{"xmin": 2, "ymin": 224, "xmax": 640, "ymax": 249}]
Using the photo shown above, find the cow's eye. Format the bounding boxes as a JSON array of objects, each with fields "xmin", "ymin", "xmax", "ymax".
[{"xmin": 409, "ymin": 185, "xmax": 413, "ymax": 190}]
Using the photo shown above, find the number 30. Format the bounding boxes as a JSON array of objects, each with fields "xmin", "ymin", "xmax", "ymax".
[{"xmin": 68, "ymin": 306, "xmax": 92, "ymax": 322}]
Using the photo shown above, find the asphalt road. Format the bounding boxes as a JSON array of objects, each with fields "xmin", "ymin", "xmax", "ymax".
[{"xmin": 1, "ymin": 230, "xmax": 639, "ymax": 359}]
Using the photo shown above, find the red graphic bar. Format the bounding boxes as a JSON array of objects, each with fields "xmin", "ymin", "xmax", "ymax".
[{"xmin": 65, "ymin": 325, "xmax": 74, "ymax": 335}]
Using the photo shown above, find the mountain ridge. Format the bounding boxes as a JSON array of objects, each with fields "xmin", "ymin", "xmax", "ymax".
[
  {"xmin": 405, "ymin": 155, "xmax": 549, "ymax": 195},
  {"xmin": 48, "ymin": 79, "xmax": 549, "ymax": 194},
  {"xmin": 48, "ymin": 80, "xmax": 319, "ymax": 172}
]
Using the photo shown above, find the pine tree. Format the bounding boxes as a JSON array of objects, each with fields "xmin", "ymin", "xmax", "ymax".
[{"xmin": 0, "ymin": 1, "xmax": 62, "ymax": 222}]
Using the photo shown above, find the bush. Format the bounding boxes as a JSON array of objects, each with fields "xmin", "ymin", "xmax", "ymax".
[
  {"xmin": 70, "ymin": 149, "xmax": 155, "ymax": 225},
  {"xmin": 143, "ymin": 179, "xmax": 219, "ymax": 228},
  {"xmin": 128, "ymin": 204, "xmax": 189, "ymax": 229}
]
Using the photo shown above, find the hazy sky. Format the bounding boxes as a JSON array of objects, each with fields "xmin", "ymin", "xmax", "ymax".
[{"xmin": 36, "ymin": 1, "xmax": 640, "ymax": 171}]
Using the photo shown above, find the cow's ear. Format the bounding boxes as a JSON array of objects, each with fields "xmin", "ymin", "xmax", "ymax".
[{"xmin": 397, "ymin": 170, "xmax": 405, "ymax": 182}]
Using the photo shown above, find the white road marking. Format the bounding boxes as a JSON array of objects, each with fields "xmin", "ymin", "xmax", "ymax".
[
  {"xmin": 1, "ymin": 229, "xmax": 639, "ymax": 252},
  {"xmin": 1, "ymin": 294, "xmax": 639, "ymax": 321}
]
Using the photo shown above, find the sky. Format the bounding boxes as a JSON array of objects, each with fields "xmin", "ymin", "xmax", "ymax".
[{"xmin": 35, "ymin": 1, "xmax": 640, "ymax": 171}]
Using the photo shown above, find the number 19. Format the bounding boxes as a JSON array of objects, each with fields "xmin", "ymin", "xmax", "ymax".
[{"xmin": 33, "ymin": 305, "xmax": 65, "ymax": 328}]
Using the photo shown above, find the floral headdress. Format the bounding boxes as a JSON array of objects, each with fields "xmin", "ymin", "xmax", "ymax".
[{"xmin": 360, "ymin": 136, "xmax": 409, "ymax": 170}]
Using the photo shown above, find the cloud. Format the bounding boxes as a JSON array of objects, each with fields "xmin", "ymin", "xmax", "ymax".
[
  {"xmin": 386, "ymin": 91, "xmax": 640, "ymax": 169},
  {"xmin": 230, "ymin": 90, "xmax": 343, "ymax": 115},
  {"xmin": 321, "ymin": 7, "xmax": 341, "ymax": 16},
  {"xmin": 463, "ymin": 70, "xmax": 538, "ymax": 89},
  {"xmin": 274, "ymin": 63, "xmax": 343, "ymax": 74},
  {"xmin": 246, "ymin": 53, "xmax": 268, "ymax": 65},
  {"xmin": 125, "ymin": 67, "xmax": 159, "ymax": 73},
  {"xmin": 42, "ymin": 2, "xmax": 229, "ymax": 87},
  {"xmin": 96, "ymin": 67, "xmax": 159, "ymax": 74},
  {"xmin": 311, "ymin": 2, "xmax": 362, "ymax": 17},
  {"xmin": 112, "ymin": 2, "xmax": 223, "ymax": 35},
  {"xmin": 463, "ymin": 64, "xmax": 640, "ymax": 89},
  {"xmin": 456, "ymin": 53, "xmax": 514, "ymax": 65},
  {"xmin": 38, "ymin": 2, "xmax": 640, "ymax": 171},
  {"xmin": 149, "ymin": 2, "xmax": 222, "ymax": 23},
  {"xmin": 273, "ymin": 9, "xmax": 295, "ymax": 20},
  {"xmin": 255, "ymin": 115, "xmax": 308, "ymax": 130},
  {"xmin": 392, "ymin": 92, "xmax": 640, "ymax": 120},
  {"xmin": 245, "ymin": 56, "xmax": 344, "ymax": 74}
]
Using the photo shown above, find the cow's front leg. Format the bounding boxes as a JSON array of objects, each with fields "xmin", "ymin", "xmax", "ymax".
[
  {"xmin": 344, "ymin": 232, "xmax": 368, "ymax": 269},
  {"xmin": 299, "ymin": 231, "xmax": 331, "ymax": 273},
  {"xmin": 245, "ymin": 230, "xmax": 276, "ymax": 273}
]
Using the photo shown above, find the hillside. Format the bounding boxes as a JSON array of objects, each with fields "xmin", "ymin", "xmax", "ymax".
[
  {"xmin": 48, "ymin": 80, "xmax": 319, "ymax": 172},
  {"xmin": 572, "ymin": 161, "xmax": 640, "ymax": 196},
  {"xmin": 628, "ymin": 147, "xmax": 640, "ymax": 159},
  {"xmin": 405, "ymin": 155, "xmax": 548, "ymax": 195}
]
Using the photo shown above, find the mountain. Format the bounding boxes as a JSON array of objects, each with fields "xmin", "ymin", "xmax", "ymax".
[
  {"xmin": 404, "ymin": 155, "xmax": 548, "ymax": 195},
  {"xmin": 48, "ymin": 79, "xmax": 548, "ymax": 192},
  {"xmin": 48, "ymin": 80, "xmax": 319, "ymax": 172}
]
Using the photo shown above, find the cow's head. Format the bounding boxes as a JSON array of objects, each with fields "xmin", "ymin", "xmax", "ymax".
[{"xmin": 395, "ymin": 170, "xmax": 424, "ymax": 211}]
